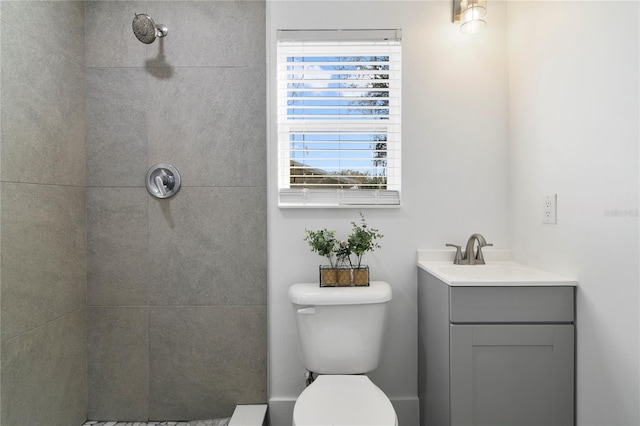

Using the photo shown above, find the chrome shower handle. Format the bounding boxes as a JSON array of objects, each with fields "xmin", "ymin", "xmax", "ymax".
[
  {"xmin": 146, "ymin": 163, "xmax": 181, "ymax": 199},
  {"xmin": 154, "ymin": 175, "xmax": 167, "ymax": 196}
]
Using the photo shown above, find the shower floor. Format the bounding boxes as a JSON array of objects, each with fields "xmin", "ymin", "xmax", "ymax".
[{"xmin": 83, "ymin": 419, "xmax": 230, "ymax": 426}]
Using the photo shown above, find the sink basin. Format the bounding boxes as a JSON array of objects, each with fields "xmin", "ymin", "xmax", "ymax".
[{"xmin": 418, "ymin": 261, "xmax": 577, "ymax": 286}]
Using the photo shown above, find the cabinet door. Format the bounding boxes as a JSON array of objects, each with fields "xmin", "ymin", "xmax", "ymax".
[{"xmin": 450, "ymin": 324, "xmax": 574, "ymax": 426}]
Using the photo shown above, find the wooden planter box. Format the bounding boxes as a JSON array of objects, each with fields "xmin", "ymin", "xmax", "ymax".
[
  {"xmin": 352, "ymin": 266, "xmax": 369, "ymax": 286},
  {"xmin": 336, "ymin": 268, "xmax": 351, "ymax": 286},
  {"xmin": 319, "ymin": 266, "xmax": 338, "ymax": 286},
  {"xmin": 319, "ymin": 266, "xmax": 370, "ymax": 287}
]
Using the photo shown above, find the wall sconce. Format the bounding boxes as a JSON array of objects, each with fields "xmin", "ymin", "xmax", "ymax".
[{"xmin": 453, "ymin": 0, "xmax": 487, "ymax": 34}]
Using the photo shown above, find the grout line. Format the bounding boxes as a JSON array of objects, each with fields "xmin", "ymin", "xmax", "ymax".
[
  {"xmin": 2, "ymin": 306, "xmax": 86, "ymax": 344},
  {"xmin": 86, "ymin": 305, "xmax": 266, "ymax": 309},
  {"xmin": 84, "ymin": 65, "xmax": 264, "ymax": 70},
  {"xmin": 81, "ymin": 419, "xmax": 230, "ymax": 426},
  {"xmin": 84, "ymin": 185, "xmax": 267, "ymax": 189},
  {"xmin": 1, "ymin": 180, "xmax": 85, "ymax": 188}
]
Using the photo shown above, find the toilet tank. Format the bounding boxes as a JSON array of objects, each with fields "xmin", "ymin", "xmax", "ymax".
[{"xmin": 289, "ymin": 281, "xmax": 392, "ymax": 374}]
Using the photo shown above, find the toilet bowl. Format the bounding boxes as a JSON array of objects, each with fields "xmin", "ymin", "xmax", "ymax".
[
  {"xmin": 289, "ymin": 282, "xmax": 396, "ymax": 426},
  {"xmin": 293, "ymin": 375, "xmax": 398, "ymax": 426}
]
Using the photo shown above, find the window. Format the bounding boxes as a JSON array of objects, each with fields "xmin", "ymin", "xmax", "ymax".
[{"xmin": 277, "ymin": 29, "xmax": 402, "ymax": 207}]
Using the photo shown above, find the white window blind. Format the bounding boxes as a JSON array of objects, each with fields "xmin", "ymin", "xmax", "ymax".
[{"xmin": 277, "ymin": 29, "xmax": 402, "ymax": 207}]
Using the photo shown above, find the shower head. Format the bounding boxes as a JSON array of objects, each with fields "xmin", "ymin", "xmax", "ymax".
[{"xmin": 132, "ymin": 13, "xmax": 168, "ymax": 44}]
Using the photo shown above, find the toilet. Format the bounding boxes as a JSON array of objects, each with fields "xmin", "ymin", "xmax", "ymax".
[{"xmin": 289, "ymin": 281, "xmax": 398, "ymax": 426}]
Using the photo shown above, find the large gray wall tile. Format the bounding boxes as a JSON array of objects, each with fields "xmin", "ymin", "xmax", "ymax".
[
  {"xmin": 88, "ymin": 187, "xmax": 148, "ymax": 306},
  {"xmin": 1, "ymin": 183, "xmax": 86, "ymax": 341},
  {"xmin": 147, "ymin": 67, "xmax": 266, "ymax": 187},
  {"xmin": 0, "ymin": 6, "xmax": 3, "ymax": 182},
  {"xmin": 1, "ymin": 2, "xmax": 88, "ymax": 424},
  {"xmin": 1, "ymin": 26, "xmax": 85, "ymax": 186},
  {"xmin": 86, "ymin": 67, "xmax": 148, "ymax": 187},
  {"xmin": 1, "ymin": 1, "xmax": 85, "ymax": 64},
  {"xmin": 85, "ymin": 1, "xmax": 147, "ymax": 68},
  {"xmin": 81, "ymin": 0, "xmax": 267, "ymax": 420},
  {"xmin": 88, "ymin": 307, "xmax": 149, "ymax": 421},
  {"xmin": 145, "ymin": 1, "xmax": 265, "ymax": 68},
  {"xmin": 149, "ymin": 306, "xmax": 267, "ymax": 421},
  {"xmin": 1, "ymin": 309, "xmax": 86, "ymax": 426},
  {"xmin": 148, "ymin": 187, "xmax": 266, "ymax": 306}
]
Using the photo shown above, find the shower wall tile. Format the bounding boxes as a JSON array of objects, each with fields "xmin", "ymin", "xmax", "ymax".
[
  {"xmin": 82, "ymin": 0, "xmax": 267, "ymax": 420},
  {"xmin": 88, "ymin": 307, "xmax": 149, "ymax": 421},
  {"xmin": 1, "ymin": 182, "xmax": 86, "ymax": 341},
  {"xmin": 87, "ymin": 187, "xmax": 148, "ymax": 306},
  {"xmin": 145, "ymin": 1, "xmax": 265, "ymax": 68},
  {"xmin": 0, "ymin": 14, "xmax": 2, "ymax": 183},
  {"xmin": 1, "ymin": 1, "xmax": 85, "ymax": 64},
  {"xmin": 1, "ymin": 26, "xmax": 85, "ymax": 186},
  {"xmin": 1, "ymin": 309, "xmax": 86, "ymax": 426},
  {"xmin": 86, "ymin": 68, "xmax": 148, "ymax": 187},
  {"xmin": 148, "ymin": 186, "xmax": 267, "ymax": 307},
  {"xmin": 148, "ymin": 306, "xmax": 267, "ymax": 421},
  {"xmin": 147, "ymin": 67, "xmax": 266, "ymax": 187},
  {"xmin": 85, "ymin": 1, "xmax": 147, "ymax": 68}
]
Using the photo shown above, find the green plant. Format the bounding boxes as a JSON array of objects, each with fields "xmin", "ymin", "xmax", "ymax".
[
  {"xmin": 304, "ymin": 228, "xmax": 338, "ymax": 267},
  {"xmin": 304, "ymin": 214, "xmax": 383, "ymax": 271},
  {"xmin": 348, "ymin": 212, "xmax": 383, "ymax": 268}
]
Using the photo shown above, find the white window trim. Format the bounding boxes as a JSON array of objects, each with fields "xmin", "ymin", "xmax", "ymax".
[{"xmin": 276, "ymin": 29, "xmax": 402, "ymax": 208}]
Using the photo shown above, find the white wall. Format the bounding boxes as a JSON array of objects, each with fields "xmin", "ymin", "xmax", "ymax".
[
  {"xmin": 267, "ymin": 1, "xmax": 510, "ymax": 424},
  {"xmin": 507, "ymin": 2, "xmax": 640, "ymax": 425}
]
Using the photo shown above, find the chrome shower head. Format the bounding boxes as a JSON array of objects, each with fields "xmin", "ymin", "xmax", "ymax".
[{"xmin": 132, "ymin": 13, "xmax": 168, "ymax": 44}]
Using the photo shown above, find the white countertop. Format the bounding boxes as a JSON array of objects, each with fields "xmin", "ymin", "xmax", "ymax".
[{"xmin": 417, "ymin": 250, "xmax": 578, "ymax": 287}]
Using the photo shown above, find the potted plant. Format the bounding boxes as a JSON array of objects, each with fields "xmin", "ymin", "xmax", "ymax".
[
  {"xmin": 347, "ymin": 213, "xmax": 383, "ymax": 285},
  {"xmin": 304, "ymin": 214, "xmax": 383, "ymax": 287},
  {"xmin": 304, "ymin": 228, "xmax": 338, "ymax": 286}
]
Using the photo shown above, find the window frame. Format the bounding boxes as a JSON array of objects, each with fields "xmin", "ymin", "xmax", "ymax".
[{"xmin": 276, "ymin": 29, "xmax": 402, "ymax": 208}]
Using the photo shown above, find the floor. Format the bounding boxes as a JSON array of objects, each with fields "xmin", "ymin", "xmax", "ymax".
[{"xmin": 83, "ymin": 419, "xmax": 230, "ymax": 426}]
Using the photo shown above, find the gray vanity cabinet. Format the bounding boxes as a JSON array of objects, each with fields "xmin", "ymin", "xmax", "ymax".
[{"xmin": 418, "ymin": 268, "xmax": 575, "ymax": 426}]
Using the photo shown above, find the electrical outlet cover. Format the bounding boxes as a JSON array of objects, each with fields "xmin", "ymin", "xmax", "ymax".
[{"xmin": 543, "ymin": 194, "xmax": 557, "ymax": 224}]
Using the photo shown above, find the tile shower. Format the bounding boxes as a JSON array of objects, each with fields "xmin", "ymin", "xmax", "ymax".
[{"xmin": 0, "ymin": 1, "xmax": 267, "ymax": 424}]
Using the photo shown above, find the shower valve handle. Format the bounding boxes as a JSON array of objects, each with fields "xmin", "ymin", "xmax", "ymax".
[
  {"xmin": 146, "ymin": 164, "xmax": 181, "ymax": 199},
  {"xmin": 154, "ymin": 175, "xmax": 167, "ymax": 196}
]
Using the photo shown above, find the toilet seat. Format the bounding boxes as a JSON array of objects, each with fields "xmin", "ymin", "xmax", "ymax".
[{"xmin": 292, "ymin": 375, "xmax": 398, "ymax": 426}]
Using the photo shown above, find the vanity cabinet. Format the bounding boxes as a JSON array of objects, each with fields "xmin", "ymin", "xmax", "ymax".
[{"xmin": 418, "ymin": 268, "xmax": 575, "ymax": 426}]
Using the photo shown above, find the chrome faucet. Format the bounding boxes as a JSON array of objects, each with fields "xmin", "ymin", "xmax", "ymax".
[{"xmin": 446, "ymin": 233, "xmax": 493, "ymax": 265}]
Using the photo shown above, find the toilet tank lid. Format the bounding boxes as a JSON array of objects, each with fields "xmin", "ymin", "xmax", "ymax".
[{"xmin": 289, "ymin": 281, "xmax": 392, "ymax": 305}]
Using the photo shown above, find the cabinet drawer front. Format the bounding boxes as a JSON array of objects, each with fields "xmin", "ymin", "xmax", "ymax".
[{"xmin": 450, "ymin": 286, "xmax": 574, "ymax": 323}]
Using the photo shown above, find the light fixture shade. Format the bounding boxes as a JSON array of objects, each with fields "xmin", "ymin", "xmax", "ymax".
[{"xmin": 454, "ymin": 0, "xmax": 487, "ymax": 34}]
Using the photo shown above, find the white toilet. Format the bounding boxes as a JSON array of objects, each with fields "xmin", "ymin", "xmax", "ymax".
[{"xmin": 289, "ymin": 281, "xmax": 398, "ymax": 426}]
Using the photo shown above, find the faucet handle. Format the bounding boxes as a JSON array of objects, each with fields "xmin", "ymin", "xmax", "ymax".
[
  {"xmin": 475, "ymin": 242, "xmax": 493, "ymax": 264},
  {"xmin": 446, "ymin": 243, "xmax": 463, "ymax": 265}
]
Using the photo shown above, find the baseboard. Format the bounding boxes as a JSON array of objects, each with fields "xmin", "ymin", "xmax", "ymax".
[{"xmin": 268, "ymin": 396, "xmax": 419, "ymax": 425}]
